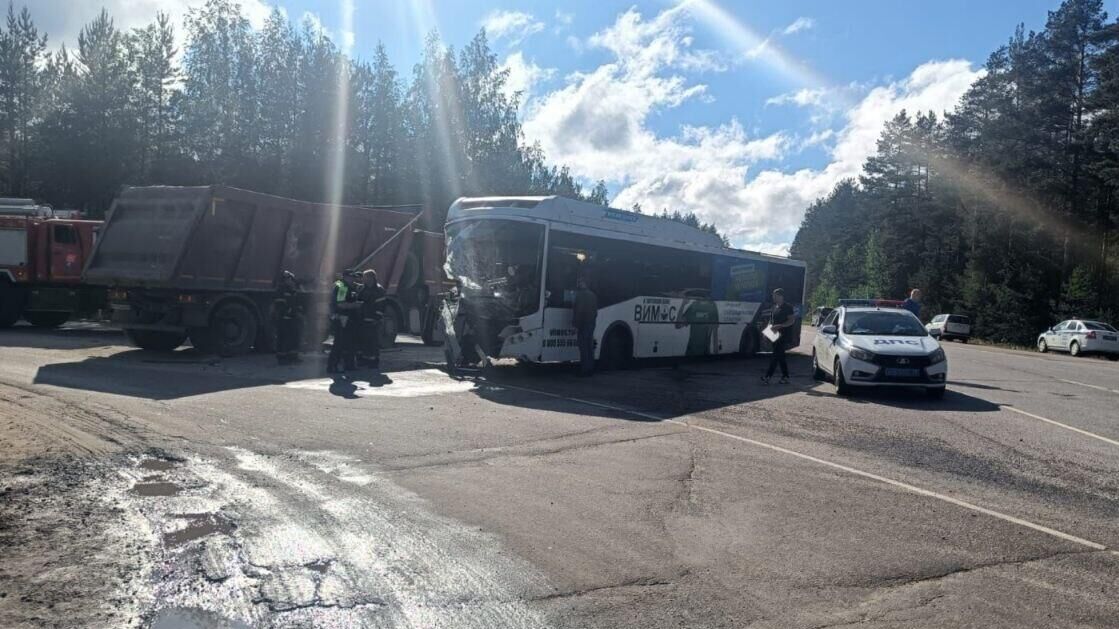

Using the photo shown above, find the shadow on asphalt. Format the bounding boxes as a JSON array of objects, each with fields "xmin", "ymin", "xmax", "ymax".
[
  {"xmin": 468, "ymin": 349, "xmax": 1003, "ymax": 420},
  {"xmin": 466, "ymin": 351, "xmax": 816, "ymax": 421},
  {"xmin": 0, "ymin": 322, "xmax": 123, "ymax": 350},
  {"xmin": 32, "ymin": 343, "xmax": 438, "ymax": 400}
]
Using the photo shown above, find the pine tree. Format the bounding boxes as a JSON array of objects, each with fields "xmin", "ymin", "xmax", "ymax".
[{"xmin": 0, "ymin": 3, "xmax": 46, "ymax": 195}]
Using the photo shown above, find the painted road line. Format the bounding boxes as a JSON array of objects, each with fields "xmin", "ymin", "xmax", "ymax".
[
  {"xmin": 1057, "ymin": 378, "xmax": 1119, "ymax": 395},
  {"xmin": 485, "ymin": 378, "xmax": 1110, "ymax": 552},
  {"xmin": 1002, "ymin": 406, "xmax": 1119, "ymax": 449},
  {"xmin": 953, "ymin": 345, "xmax": 1119, "ymax": 370}
]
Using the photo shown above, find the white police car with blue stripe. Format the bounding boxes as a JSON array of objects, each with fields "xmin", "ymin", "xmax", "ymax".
[{"xmin": 812, "ymin": 304, "xmax": 947, "ymax": 398}]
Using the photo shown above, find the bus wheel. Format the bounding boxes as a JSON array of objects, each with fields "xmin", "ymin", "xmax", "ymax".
[
  {"xmin": 739, "ymin": 328, "xmax": 759, "ymax": 358},
  {"xmin": 600, "ymin": 327, "xmax": 633, "ymax": 371}
]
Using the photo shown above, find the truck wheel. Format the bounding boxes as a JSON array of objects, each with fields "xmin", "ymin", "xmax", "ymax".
[
  {"xmin": 188, "ymin": 328, "xmax": 218, "ymax": 354},
  {"xmin": 420, "ymin": 300, "xmax": 444, "ymax": 346},
  {"xmin": 208, "ymin": 301, "xmax": 258, "ymax": 357},
  {"xmin": 380, "ymin": 304, "xmax": 401, "ymax": 348},
  {"xmin": 380, "ymin": 309, "xmax": 400, "ymax": 348},
  {"xmin": 24, "ymin": 311, "xmax": 70, "ymax": 328},
  {"xmin": 0, "ymin": 281, "xmax": 27, "ymax": 328},
  {"xmin": 126, "ymin": 329, "xmax": 187, "ymax": 351}
]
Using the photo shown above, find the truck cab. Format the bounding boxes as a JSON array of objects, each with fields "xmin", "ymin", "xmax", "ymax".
[{"xmin": 0, "ymin": 205, "xmax": 103, "ymax": 328}]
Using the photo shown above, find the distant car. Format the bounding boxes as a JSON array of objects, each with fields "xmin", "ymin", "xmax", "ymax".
[
  {"xmin": 926, "ymin": 314, "xmax": 971, "ymax": 343},
  {"xmin": 813, "ymin": 305, "xmax": 947, "ymax": 398},
  {"xmin": 1037, "ymin": 320, "xmax": 1119, "ymax": 360},
  {"xmin": 810, "ymin": 306, "xmax": 834, "ymax": 326}
]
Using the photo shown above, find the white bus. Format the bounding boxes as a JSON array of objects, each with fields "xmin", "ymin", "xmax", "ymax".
[{"xmin": 442, "ymin": 196, "xmax": 806, "ymax": 367}]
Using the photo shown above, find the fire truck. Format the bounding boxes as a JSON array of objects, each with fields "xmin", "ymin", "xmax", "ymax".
[{"xmin": 0, "ymin": 198, "xmax": 104, "ymax": 328}]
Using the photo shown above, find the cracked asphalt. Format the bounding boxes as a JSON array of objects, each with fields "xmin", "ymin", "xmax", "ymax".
[{"xmin": 1, "ymin": 323, "xmax": 1118, "ymax": 628}]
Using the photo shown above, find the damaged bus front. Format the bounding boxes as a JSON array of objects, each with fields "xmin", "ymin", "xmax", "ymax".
[{"xmin": 442, "ymin": 213, "xmax": 545, "ymax": 366}]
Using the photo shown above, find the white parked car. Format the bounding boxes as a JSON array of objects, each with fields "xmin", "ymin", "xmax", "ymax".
[
  {"xmin": 1037, "ymin": 320, "xmax": 1119, "ymax": 360},
  {"xmin": 812, "ymin": 305, "xmax": 948, "ymax": 398},
  {"xmin": 926, "ymin": 314, "xmax": 971, "ymax": 343}
]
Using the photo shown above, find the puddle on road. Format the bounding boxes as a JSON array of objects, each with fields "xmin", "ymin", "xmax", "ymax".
[
  {"xmin": 164, "ymin": 513, "xmax": 235, "ymax": 547},
  {"xmin": 304, "ymin": 558, "xmax": 332, "ymax": 574},
  {"xmin": 139, "ymin": 458, "xmax": 179, "ymax": 472},
  {"xmin": 131, "ymin": 481, "xmax": 183, "ymax": 497},
  {"xmin": 149, "ymin": 606, "xmax": 250, "ymax": 629}
]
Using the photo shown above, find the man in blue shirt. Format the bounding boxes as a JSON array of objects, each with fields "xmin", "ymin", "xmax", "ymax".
[{"xmin": 902, "ymin": 288, "xmax": 922, "ymax": 320}]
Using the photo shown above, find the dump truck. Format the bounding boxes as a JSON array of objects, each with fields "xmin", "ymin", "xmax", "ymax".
[
  {"xmin": 0, "ymin": 199, "xmax": 105, "ymax": 328},
  {"xmin": 83, "ymin": 185, "xmax": 444, "ymax": 355}
]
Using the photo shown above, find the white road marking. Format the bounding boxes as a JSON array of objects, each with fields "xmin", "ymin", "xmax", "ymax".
[
  {"xmin": 1057, "ymin": 378, "xmax": 1119, "ymax": 395},
  {"xmin": 952, "ymin": 344, "xmax": 1119, "ymax": 371},
  {"xmin": 486, "ymin": 379, "xmax": 1110, "ymax": 552},
  {"xmin": 285, "ymin": 369, "xmax": 479, "ymax": 398},
  {"xmin": 1002, "ymin": 406, "xmax": 1119, "ymax": 449}
]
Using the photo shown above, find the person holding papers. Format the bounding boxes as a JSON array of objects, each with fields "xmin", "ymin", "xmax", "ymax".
[{"xmin": 761, "ymin": 288, "xmax": 795, "ymax": 384}]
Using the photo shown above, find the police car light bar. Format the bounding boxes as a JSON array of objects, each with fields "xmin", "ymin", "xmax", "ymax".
[{"xmin": 838, "ymin": 298, "xmax": 906, "ymax": 308}]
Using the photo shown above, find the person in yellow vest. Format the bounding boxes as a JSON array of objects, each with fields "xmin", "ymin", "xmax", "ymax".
[{"xmin": 327, "ymin": 270, "xmax": 361, "ymax": 374}]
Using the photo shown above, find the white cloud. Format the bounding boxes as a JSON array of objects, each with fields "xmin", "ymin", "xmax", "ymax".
[
  {"xmin": 783, "ymin": 17, "xmax": 815, "ymax": 35},
  {"xmin": 480, "ymin": 10, "xmax": 544, "ymax": 47},
  {"xmin": 521, "ymin": 1, "xmax": 983, "ymax": 250},
  {"xmin": 766, "ymin": 87, "xmax": 828, "ymax": 107},
  {"xmin": 555, "ymin": 10, "xmax": 574, "ymax": 28},
  {"xmin": 32, "ymin": 0, "xmax": 272, "ymax": 53},
  {"xmin": 500, "ymin": 52, "xmax": 556, "ymax": 106}
]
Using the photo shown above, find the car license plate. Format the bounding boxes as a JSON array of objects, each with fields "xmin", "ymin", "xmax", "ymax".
[
  {"xmin": 885, "ymin": 368, "xmax": 920, "ymax": 377},
  {"xmin": 1104, "ymin": 335, "xmax": 1117, "ymax": 341}
]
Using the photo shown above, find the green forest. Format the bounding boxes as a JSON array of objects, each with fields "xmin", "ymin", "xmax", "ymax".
[
  {"xmin": 0, "ymin": 0, "xmax": 614, "ymax": 225},
  {"xmin": 791, "ymin": 0, "xmax": 1119, "ymax": 344}
]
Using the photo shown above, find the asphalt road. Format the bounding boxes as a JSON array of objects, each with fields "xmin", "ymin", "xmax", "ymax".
[{"xmin": 1, "ymin": 323, "xmax": 1118, "ymax": 628}]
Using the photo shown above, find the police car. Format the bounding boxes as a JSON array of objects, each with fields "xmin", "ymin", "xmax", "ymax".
[{"xmin": 812, "ymin": 300, "xmax": 947, "ymax": 398}]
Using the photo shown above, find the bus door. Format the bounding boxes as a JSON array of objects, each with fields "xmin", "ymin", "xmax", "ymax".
[{"xmin": 539, "ymin": 237, "xmax": 584, "ymax": 362}]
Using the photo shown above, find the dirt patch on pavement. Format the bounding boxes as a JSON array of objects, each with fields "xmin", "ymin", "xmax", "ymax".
[
  {"xmin": 0, "ymin": 381, "xmax": 143, "ymax": 464},
  {"xmin": 0, "ymin": 455, "xmax": 156, "ymax": 628},
  {"xmin": 0, "ymin": 381, "xmax": 158, "ymax": 628}
]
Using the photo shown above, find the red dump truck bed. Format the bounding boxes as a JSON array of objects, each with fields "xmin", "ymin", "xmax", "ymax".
[
  {"xmin": 85, "ymin": 185, "xmax": 420, "ymax": 292},
  {"xmin": 86, "ymin": 186, "xmax": 438, "ymax": 355}
]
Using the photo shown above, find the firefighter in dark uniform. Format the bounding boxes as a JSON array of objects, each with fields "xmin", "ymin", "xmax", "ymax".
[
  {"xmin": 273, "ymin": 270, "xmax": 303, "ymax": 364},
  {"xmin": 327, "ymin": 270, "xmax": 361, "ymax": 374},
  {"xmin": 356, "ymin": 269, "xmax": 388, "ymax": 369}
]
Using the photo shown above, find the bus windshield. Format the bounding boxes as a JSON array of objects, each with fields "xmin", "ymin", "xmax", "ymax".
[{"xmin": 445, "ymin": 219, "xmax": 544, "ymax": 318}]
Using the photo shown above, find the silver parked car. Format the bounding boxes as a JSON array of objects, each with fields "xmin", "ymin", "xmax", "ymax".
[
  {"xmin": 1037, "ymin": 319, "xmax": 1119, "ymax": 360},
  {"xmin": 926, "ymin": 314, "xmax": 971, "ymax": 343}
]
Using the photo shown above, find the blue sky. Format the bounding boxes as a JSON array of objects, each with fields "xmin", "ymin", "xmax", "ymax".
[{"xmin": 48, "ymin": 0, "xmax": 1082, "ymax": 252}]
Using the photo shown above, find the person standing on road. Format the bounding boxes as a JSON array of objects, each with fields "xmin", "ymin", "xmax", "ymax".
[
  {"xmin": 573, "ymin": 277, "xmax": 598, "ymax": 377},
  {"xmin": 327, "ymin": 271, "xmax": 360, "ymax": 374},
  {"xmin": 761, "ymin": 288, "xmax": 794, "ymax": 385},
  {"xmin": 273, "ymin": 270, "xmax": 304, "ymax": 365},
  {"xmin": 902, "ymin": 288, "xmax": 922, "ymax": 320},
  {"xmin": 356, "ymin": 269, "xmax": 388, "ymax": 370}
]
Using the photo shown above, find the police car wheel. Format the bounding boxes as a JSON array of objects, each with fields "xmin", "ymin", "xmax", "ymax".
[
  {"xmin": 1037, "ymin": 338, "xmax": 1048, "ymax": 353},
  {"xmin": 812, "ymin": 349, "xmax": 825, "ymax": 380},
  {"xmin": 1069, "ymin": 341, "xmax": 1081, "ymax": 357},
  {"xmin": 833, "ymin": 358, "xmax": 851, "ymax": 396}
]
